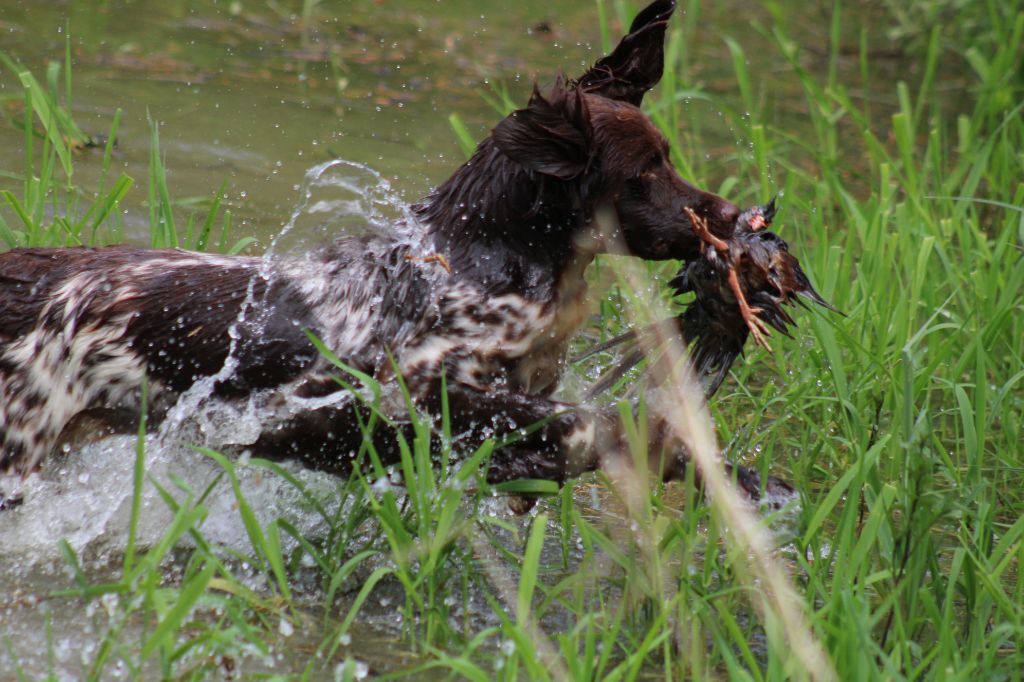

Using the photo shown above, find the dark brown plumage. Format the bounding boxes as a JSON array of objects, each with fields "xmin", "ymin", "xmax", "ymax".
[{"xmin": 579, "ymin": 199, "xmax": 838, "ymax": 400}]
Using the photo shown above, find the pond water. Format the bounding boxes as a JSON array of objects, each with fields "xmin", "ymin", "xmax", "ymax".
[
  {"xmin": 3, "ymin": 0, "xmax": 656, "ymax": 244},
  {"xmin": 0, "ymin": 0, "xmax": 932, "ymax": 678},
  {"xmin": 0, "ymin": 0, "xmax": 911, "ymax": 244}
]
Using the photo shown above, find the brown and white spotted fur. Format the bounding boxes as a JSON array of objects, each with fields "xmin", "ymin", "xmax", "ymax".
[{"xmin": 0, "ymin": 0, "xmax": 788, "ymax": 507}]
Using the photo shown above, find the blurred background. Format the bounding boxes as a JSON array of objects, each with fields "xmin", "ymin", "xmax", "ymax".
[{"xmin": 0, "ymin": 0, "xmax": 982, "ymax": 245}]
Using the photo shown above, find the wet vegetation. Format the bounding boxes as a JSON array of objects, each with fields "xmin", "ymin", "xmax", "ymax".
[{"xmin": 1, "ymin": 0, "xmax": 1022, "ymax": 679}]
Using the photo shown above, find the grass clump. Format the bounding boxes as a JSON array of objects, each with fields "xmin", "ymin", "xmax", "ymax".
[{"xmin": 0, "ymin": 42, "xmax": 250, "ymax": 253}]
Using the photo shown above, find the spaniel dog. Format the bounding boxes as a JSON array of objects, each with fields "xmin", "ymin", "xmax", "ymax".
[{"xmin": 0, "ymin": 0, "xmax": 790, "ymax": 510}]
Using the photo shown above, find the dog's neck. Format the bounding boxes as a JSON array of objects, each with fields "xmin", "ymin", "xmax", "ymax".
[{"xmin": 413, "ymin": 139, "xmax": 598, "ymax": 299}]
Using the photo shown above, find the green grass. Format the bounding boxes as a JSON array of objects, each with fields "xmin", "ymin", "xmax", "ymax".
[
  {"xmin": 2, "ymin": 0, "xmax": 1023, "ymax": 679},
  {"xmin": 0, "ymin": 45, "xmax": 251, "ymax": 253}
]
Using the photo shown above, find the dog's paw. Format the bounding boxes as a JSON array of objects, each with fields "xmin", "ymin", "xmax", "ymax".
[
  {"xmin": 506, "ymin": 495, "xmax": 539, "ymax": 515},
  {"xmin": 728, "ymin": 463, "xmax": 798, "ymax": 512}
]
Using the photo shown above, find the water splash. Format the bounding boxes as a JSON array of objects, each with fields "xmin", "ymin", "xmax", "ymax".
[
  {"xmin": 270, "ymin": 159, "xmax": 418, "ymax": 257},
  {"xmin": 1, "ymin": 160, "xmax": 412, "ymax": 572},
  {"xmin": 0, "ymin": 434, "xmax": 343, "ymax": 580},
  {"xmin": 157, "ymin": 160, "xmax": 412, "ymax": 447}
]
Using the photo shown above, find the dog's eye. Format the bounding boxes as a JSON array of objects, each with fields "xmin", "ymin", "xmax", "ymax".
[{"xmin": 647, "ymin": 150, "xmax": 673, "ymax": 174}]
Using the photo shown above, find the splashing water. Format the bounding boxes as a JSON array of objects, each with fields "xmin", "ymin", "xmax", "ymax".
[
  {"xmin": 0, "ymin": 161, "xmax": 412, "ymax": 571},
  {"xmin": 0, "ymin": 435, "xmax": 344, "ymax": 581},
  {"xmin": 158, "ymin": 159, "xmax": 415, "ymax": 445},
  {"xmin": 270, "ymin": 159, "xmax": 419, "ymax": 256}
]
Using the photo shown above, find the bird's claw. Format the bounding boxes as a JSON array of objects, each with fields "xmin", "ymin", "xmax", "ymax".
[
  {"xmin": 726, "ymin": 267, "xmax": 773, "ymax": 352},
  {"xmin": 744, "ymin": 306, "xmax": 773, "ymax": 351},
  {"xmin": 405, "ymin": 252, "xmax": 452, "ymax": 273},
  {"xmin": 686, "ymin": 206, "xmax": 773, "ymax": 352}
]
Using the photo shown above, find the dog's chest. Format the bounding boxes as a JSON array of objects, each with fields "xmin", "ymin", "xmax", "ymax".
[
  {"xmin": 402, "ymin": 273, "xmax": 590, "ymax": 396},
  {"xmin": 510, "ymin": 269, "xmax": 591, "ymax": 394}
]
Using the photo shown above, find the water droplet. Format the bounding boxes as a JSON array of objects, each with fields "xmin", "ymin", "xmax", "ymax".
[{"xmin": 279, "ymin": 618, "xmax": 294, "ymax": 637}]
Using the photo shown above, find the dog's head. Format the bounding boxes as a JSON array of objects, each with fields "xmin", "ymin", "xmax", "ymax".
[{"xmin": 491, "ymin": 0, "xmax": 739, "ymax": 261}]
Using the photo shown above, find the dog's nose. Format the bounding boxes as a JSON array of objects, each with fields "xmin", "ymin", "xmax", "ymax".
[{"xmin": 718, "ymin": 201, "xmax": 740, "ymax": 225}]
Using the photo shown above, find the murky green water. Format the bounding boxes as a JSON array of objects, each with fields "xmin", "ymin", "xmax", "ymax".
[
  {"xmin": 2, "ymin": 0, "xmax": 645, "ymax": 244},
  {"xmin": 0, "ymin": 0, "xmax": 908, "ymax": 244}
]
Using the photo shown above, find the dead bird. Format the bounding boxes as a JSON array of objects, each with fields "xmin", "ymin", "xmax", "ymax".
[{"xmin": 579, "ymin": 200, "xmax": 837, "ymax": 400}]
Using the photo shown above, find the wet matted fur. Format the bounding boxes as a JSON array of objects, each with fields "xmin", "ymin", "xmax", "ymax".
[{"xmin": 0, "ymin": 0, "xmax": 790, "ymax": 507}]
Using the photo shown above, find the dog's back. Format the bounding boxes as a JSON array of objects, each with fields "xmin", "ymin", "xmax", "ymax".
[
  {"xmin": 0, "ymin": 247, "xmax": 275, "ymax": 473},
  {"xmin": 0, "ymin": 235, "xmax": 467, "ymax": 475}
]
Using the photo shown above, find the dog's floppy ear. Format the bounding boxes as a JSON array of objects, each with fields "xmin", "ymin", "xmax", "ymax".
[
  {"xmin": 492, "ymin": 82, "xmax": 592, "ymax": 179},
  {"xmin": 575, "ymin": 0, "xmax": 675, "ymax": 105}
]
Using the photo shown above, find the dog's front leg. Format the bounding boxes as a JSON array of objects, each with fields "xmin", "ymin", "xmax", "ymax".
[
  {"xmin": 441, "ymin": 385, "xmax": 619, "ymax": 489},
  {"xmin": 457, "ymin": 385, "xmax": 797, "ymax": 511},
  {"xmin": 441, "ymin": 386, "xmax": 788, "ymax": 514},
  {"xmin": 248, "ymin": 383, "xmax": 618, "ymax": 502},
  {"xmin": 644, "ymin": 408, "xmax": 797, "ymax": 508}
]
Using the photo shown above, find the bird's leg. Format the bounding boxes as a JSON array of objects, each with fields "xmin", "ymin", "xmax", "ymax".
[
  {"xmin": 726, "ymin": 266, "xmax": 772, "ymax": 351},
  {"xmin": 687, "ymin": 206, "xmax": 730, "ymax": 252},
  {"xmin": 685, "ymin": 207, "xmax": 773, "ymax": 351}
]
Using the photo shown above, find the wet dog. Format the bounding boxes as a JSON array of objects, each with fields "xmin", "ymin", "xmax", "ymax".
[{"xmin": 0, "ymin": 0, "xmax": 789, "ymax": 509}]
